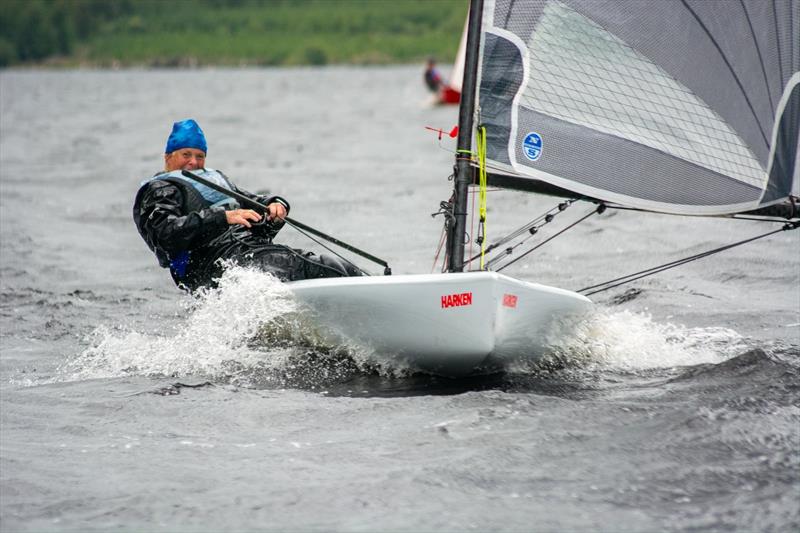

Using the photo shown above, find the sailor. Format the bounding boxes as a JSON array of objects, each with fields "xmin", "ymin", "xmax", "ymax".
[
  {"xmin": 133, "ymin": 119, "xmax": 360, "ymax": 291},
  {"xmin": 423, "ymin": 57, "xmax": 443, "ymax": 92}
]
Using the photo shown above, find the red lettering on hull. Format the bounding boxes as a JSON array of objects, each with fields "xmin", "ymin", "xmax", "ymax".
[
  {"xmin": 441, "ymin": 291, "xmax": 473, "ymax": 308},
  {"xmin": 502, "ymin": 293, "xmax": 518, "ymax": 308}
]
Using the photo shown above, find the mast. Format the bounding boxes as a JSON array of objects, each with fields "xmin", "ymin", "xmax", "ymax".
[{"xmin": 446, "ymin": 0, "xmax": 484, "ymax": 272}]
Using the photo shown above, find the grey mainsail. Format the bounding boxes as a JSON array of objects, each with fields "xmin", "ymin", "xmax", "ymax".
[{"xmin": 476, "ymin": 0, "xmax": 799, "ymax": 215}]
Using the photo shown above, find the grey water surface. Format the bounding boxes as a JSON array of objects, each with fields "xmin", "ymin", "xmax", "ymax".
[{"xmin": 1, "ymin": 67, "xmax": 798, "ymax": 532}]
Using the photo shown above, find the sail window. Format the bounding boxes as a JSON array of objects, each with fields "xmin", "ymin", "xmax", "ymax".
[{"xmin": 519, "ymin": 1, "xmax": 765, "ymax": 189}]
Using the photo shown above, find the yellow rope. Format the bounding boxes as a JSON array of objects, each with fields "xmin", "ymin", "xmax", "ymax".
[{"xmin": 477, "ymin": 126, "xmax": 488, "ymax": 270}]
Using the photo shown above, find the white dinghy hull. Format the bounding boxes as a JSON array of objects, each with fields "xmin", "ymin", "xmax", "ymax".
[{"xmin": 289, "ymin": 272, "xmax": 591, "ymax": 377}]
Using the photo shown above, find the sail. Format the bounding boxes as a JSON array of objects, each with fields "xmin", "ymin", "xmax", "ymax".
[
  {"xmin": 449, "ymin": 16, "xmax": 469, "ymax": 92},
  {"xmin": 476, "ymin": 0, "xmax": 800, "ymax": 215}
]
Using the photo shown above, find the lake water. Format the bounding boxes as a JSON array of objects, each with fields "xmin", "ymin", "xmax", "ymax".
[{"xmin": 1, "ymin": 67, "xmax": 798, "ymax": 532}]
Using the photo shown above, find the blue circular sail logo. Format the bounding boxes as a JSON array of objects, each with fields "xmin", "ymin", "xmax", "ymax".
[{"xmin": 522, "ymin": 132, "xmax": 543, "ymax": 161}]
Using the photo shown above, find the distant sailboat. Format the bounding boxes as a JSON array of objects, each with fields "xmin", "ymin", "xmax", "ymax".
[
  {"xmin": 437, "ymin": 16, "xmax": 468, "ymax": 105},
  {"xmin": 288, "ymin": 0, "xmax": 798, "ymax": 377}
]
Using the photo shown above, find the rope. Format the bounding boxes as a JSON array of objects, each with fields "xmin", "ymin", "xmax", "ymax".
[
  {"xmin": 578, "ymin": 220, "xmax": 799, "ymax": 296},
  {"xmin": 431, "ymin": 225, "xmax": 447, "ymax": 273},
  {"xmin": 476, "ymin": 126, "xmax": 489, "ymax": 269},
  {"xmin": 467, "ymin": 179, "xmax": 477, "ymax": 268},
  {"xmin": 431, "ymin": 197, "xmax": 455, "ymax": 272},
  {"xmin": 222, "ymin": 230, "xmax": 360, "ymax": 278},
  {"xmin": 284, "ymin": 223, "xmax": 371, "ymax": 276},
  {"xmin": 604, "ymin": 203, "xmax": 798, "ymax": 223},
  {"xmin": 466, "ymin": 199, "xmax": 578, "ymax": 268},
  {"xmin": 495, "ymin": 204, "xmax": 604, "ymax": 272}
]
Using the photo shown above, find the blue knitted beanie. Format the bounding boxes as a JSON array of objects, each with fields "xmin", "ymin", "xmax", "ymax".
[{"xmin": 165, "ymin": 119, "xmax": 207, "ymax": 154}]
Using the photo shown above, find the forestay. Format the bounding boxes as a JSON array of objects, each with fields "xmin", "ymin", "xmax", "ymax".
[{"xmin": 477, "ymin": 0, "xmax": 799, "ymax": 215}]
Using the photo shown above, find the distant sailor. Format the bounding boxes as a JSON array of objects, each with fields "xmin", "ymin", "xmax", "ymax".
[
  {"xmin": 133, "ymin": 119, "xmax": 360, "ymax": 291},
  {"xmin": 423, "ymin": 57, "xmax": 443, "ymax": 92}
]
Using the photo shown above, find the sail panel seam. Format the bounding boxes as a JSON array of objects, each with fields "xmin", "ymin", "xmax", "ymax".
[
  {"xmin": 738, "ymin": 0, "xmax": 776, "ymax": 115},
  {"xmin": 680, "ymin": 0, "xmax": 770, "ymax": 150}
]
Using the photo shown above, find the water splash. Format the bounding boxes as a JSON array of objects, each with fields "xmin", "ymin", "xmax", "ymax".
[
  {"xmin": 60, "ymin": 266, "xmax": 345, "ymax": 383},
  {"xmin": 543, "ymin": 308, "xmax": 751, "ymax": 371}
]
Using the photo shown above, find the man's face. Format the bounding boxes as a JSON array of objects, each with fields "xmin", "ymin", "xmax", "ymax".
[{"xmin": 164, "ymin": 148, "xmax": 206, "ymax": 171}]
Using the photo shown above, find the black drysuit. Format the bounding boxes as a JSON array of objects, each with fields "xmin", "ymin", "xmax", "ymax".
[{"xmin": 133, "ymin": 172, "xmax": 360, "ymax": 291}]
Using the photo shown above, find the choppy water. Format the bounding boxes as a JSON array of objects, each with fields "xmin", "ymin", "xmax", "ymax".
[{"xmin": 1, "ymin": 67, "xmax": 798, "ymax": 532}]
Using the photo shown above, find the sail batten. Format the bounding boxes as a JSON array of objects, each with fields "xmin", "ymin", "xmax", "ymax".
[{"xmin": 476, "ymin": 0, "xmax": 799, "ymax": 215}]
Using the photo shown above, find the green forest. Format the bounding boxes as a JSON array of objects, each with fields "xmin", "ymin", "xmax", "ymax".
[{"xmin": 0, "ymin": 0, "xmax": 468, "ymax": 68}]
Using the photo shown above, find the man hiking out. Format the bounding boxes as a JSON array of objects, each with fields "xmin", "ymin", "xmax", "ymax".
[{"xmin": 133, "ymin": 119, "xmax": 360, "ymax": 291}]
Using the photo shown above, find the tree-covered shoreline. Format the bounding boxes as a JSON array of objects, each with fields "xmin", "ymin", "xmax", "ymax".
[{"xmin": 0, "ymin": 0, "xmax": 467, "ymax": 68}]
